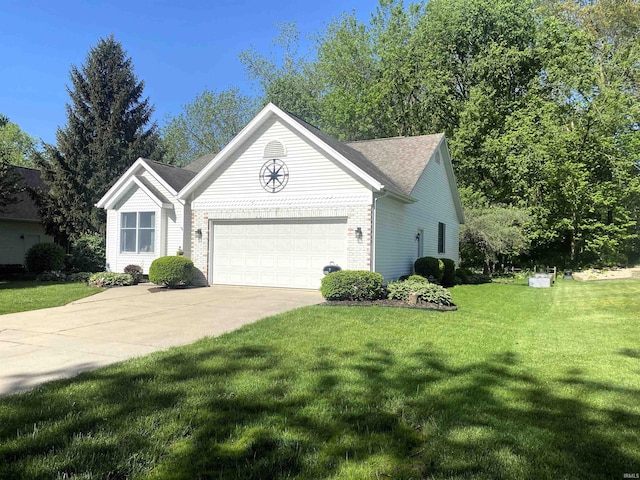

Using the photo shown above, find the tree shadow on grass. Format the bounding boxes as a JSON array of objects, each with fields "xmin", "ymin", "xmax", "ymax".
[{"xmin": 0, "ymin": 340, "xmax": 638, "ymax": 479}]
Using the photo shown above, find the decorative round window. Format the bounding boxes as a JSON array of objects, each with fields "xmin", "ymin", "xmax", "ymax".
[{"xmin": 259, "ymin": 159, "xmax": 289, "ymax": 193}]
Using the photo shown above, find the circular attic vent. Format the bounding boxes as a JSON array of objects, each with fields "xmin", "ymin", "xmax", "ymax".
[{"xmin": 264, "ymin": 140, "xmax": 286, "ymax": 159}]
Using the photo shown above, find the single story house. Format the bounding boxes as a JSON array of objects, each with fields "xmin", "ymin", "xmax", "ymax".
[
  {"xmin": 97, "ymin": 103, "xmax": 464, "ymax": 288},
  {"xmin": 0, "ymin": 167, "xmax": 54, "ymax": 266}
]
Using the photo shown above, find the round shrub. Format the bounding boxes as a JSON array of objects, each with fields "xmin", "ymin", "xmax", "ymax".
[
  {"xmin": 71, "ymin": 233, "xmax": 106, "ymax": 272},
  {"xmin": 441, "ymin": 258, "xmax": 457, "ymax": 287},
  {"xmin": 414, "ymin": 256, "xmax": 444, "ymax": 283},
  {"xmin": 321, "ymin": 270, "xmax": 385, "ymax": 301},
  {"xmin": 25, "ymin": 242, "xmax": 65, "ymax": 273},
  {"xmin": 149, "ymin": 256, "xmax": 194, "ymax": 288},
  {"xmin": 455, "ymin": 267, "xmax": 471, "ymax": 284},
  {"xmin": 124, "ymin": 264, "xmax": 144, "ymax": 285}
]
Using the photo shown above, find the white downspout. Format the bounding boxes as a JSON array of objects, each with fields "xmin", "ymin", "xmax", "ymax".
[{"xmin": 371, "ymin": 189, "xmax": 389, "ymax": 273}]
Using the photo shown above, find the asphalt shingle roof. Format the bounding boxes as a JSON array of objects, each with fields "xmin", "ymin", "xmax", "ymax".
[
  {"xmin": 346, "ymin": 134, "xmax": 444, "ymax": 196},
  {"xmin": 0, "ymin": 167, "xmax": 45, "ymax": 222},
  {"xmin": 142, "ymin": 159, "xmax": 197, "ymax": 192},
  {"xmin": 159, "ymin": 107, "xmax": 446, "ymax": 200},
  {"xmin": 183, "ymin": 153, "xmax": 217, "ymax": 173}
]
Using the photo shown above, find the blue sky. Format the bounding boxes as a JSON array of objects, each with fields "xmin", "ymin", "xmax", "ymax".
[{"xmin": 1, "ymin": 0, "xmax": 378, "ymax": 144}]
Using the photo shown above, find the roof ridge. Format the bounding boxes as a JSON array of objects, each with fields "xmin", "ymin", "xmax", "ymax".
[{"xmin": 345, "ymin": 133, "xmax": 444, "ymax": 145}]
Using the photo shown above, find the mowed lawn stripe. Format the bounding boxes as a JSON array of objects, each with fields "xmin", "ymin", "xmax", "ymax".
[{"xmin": 0, "ymin": 279, "xmax": 638, "ymax": 479}]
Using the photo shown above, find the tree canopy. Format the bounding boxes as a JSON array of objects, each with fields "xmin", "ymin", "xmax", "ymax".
[
  {"xmin": 34, "ymin": 35, "xmax": 162, "ymax": 240},
  {"xmin": 161, "ymin": 88, "xmax": 257, "ymax": 167}
]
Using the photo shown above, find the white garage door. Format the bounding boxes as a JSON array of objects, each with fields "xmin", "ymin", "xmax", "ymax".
[{"xmin": 210, "ymin": 219, "xmax": 347, "ymax": 289}]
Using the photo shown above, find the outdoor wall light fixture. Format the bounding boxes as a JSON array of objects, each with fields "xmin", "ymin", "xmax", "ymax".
[
  {"xmin": 355, "ymin": 227, "xmax": 363, "ymax": 239},
  {"xmin": 415, "ymin": 232, "xmax": 421, "ymax": 241},
  {"xmin": 195, "ymin": 228, "xmax": 203, "ymax": 238}
]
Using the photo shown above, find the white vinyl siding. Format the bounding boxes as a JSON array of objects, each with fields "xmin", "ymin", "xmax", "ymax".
[
  {"xmin": 210, "ymin": 219, "xmax": 347, "ymax": 289},
  {"xmin": 192, "ymin": 117, "xmax": 371, "ymax": 208},
  {"xmin": 374, "ymin": 145, "xmax": 460, "ymax": 280},
  {"xmin": 106, "ymin": 186, "xmax": 160, "ymax": 274}
]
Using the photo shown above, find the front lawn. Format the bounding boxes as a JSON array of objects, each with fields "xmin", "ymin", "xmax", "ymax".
[
  {"xmin": 0, "ymin": 279, "xmax": 638, "ymax": 479},
  {"xmin": 0, "ymin": 281, "xmax": 104, "ymax": 315}
]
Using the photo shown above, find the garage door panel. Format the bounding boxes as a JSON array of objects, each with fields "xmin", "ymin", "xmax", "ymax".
[{"xmin": 211, "ymin": 219, "xmax": 347, "ymax": 289}]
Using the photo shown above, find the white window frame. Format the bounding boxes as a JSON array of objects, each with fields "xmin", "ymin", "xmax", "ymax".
[{"xmin": 120, "ymin": 211, "xmax": 156, "ymax": 253}]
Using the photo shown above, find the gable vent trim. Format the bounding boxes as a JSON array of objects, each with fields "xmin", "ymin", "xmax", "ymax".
[{"xmin": 264, "ymin": 140, "xmax": 286, "ymax": 158}]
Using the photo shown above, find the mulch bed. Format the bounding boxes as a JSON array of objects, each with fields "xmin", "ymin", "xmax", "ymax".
[{"xmin": 321, "ymin": 299, "xmax": 457, "ymax": 311}]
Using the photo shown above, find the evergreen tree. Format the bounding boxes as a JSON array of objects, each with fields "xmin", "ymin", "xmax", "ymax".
[{"xmin": 34, "ymin": 35, "xmax": 161, "ymax": 239}]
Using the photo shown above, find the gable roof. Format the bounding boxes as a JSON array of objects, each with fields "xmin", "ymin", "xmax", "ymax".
[
  {"xmin": 184, "ymin": 153, "xmax": 216, "ymax": 173},
  {"xmin": 346, "ymin": 134, "xmax": 444, "ymax": 196},
  {"xmin": 0, "ymin": 166, "xmax": 45, "ymax": 222},
  {"xmin": 179, "ymin": 103, "xmax": 419, "ymax": 202},
  {"xmin": 143, "ymin": 160, "xmax": 197, "ymax": 192},
  {"xmin": 96, "ymin": 158, "xmax": 196, "ymax": 209}
]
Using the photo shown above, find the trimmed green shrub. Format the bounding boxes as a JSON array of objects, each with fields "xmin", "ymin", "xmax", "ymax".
[
  {"xmin": 67, "ymin": 272, "xmax": 92, "ymax": 283},
  {"xmin": 441, "ymin": 258, "xmax": 456, "ymax": 287},
  {"xmin": 455, "ymin": 268, "xmax": 472, "ymax": 284},
  {"xmin": 414, "ymin": 256, "xmax": 444, "ymax": 282},
  {"xmin": 149, "ymin": 256, "xmax": 194, "ymax": 288},
  {"xmin": 467, "ymin": 274, "xmax": 492, "ymax": 284},
  {"xmin": 71, "ymin": 233, "xmax": 106, "ymax": 272},
  {"xmin": 321, "ymin": 270, "xmax": 385, "ymax": 301},
  {"xmin": 124, "ymin": 264, "xmax": 144, "ymax": 285},
  {"xmin": 387, "ymin": 277, "xmax": 454, "ymax": 306},
  {"xmin": 25, "ymin": 243, "xmax": 65, "ymax": 273},
  {"xmin": 89, "ymin": 272, "xmax": 133, "ymax": 287}
]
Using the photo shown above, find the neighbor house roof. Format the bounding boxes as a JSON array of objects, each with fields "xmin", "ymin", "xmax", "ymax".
[{"xmin": 0, "ymin": 166, "xmax": 45, "ymax": 222}]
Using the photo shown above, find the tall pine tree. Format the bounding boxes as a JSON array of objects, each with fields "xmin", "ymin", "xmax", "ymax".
[{"xmin": 35, "ymin": 35, "xmax": 161, "ymax": 240}]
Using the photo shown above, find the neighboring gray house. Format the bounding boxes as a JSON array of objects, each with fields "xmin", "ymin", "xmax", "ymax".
[
  {"xmin": 0, "ymin": 167, "xmax": 54, "ymax": 265},
  {"xmin": 98, "ymin": 103, "xmax": 464, "ymax": 288}
]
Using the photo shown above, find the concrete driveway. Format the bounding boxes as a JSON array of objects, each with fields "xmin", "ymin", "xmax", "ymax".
[{"xmin": 0, "ymin": 285, "xmax": 322, "ymax": 397}]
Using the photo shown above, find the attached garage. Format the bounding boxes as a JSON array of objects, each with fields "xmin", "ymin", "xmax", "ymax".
[{"xmin": 209, "ymin": 219, "xmax": 347, "ymax": 289}]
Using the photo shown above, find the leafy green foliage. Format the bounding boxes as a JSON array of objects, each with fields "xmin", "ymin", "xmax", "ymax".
[
  {"xmin": 35, "ymin": 271, "xmax": 67, "ymax": 282},
  {"xmin": 161, "ymin": 88, "xmax": 258, "ymax": 166},
  {"xmin": 124, "ymin": 264, "xmax": 143, "ymax": 285},
  {"xmin": 455, "ymin": 267, "xmax": 472, "ymax": 284},
  {"xmin": 33, "ymin": 35, "xmax": 162, "ymax": 240},
  {"xmin": 67, "ymin": 272, "xmax": 92, "ymax": 283},
  {"xmin": 460, "ymin": 203, "xmax": 530, "ymax": 273},
  {"xmin": 320, "ymin": 270, "xmax": 385, "ymax": 301},
  {"xmin": 88, "ymin": 272, "xmax": 133, "ymax": 287},
  {"xmin": 414, "ymin": 256, "xmax": 443, "ymax": 282},
  {"xmin": 149, "ymin": 256, "xmax": 194, "ymax": 288},
  {"xmin": 387, "ymin": 276, "xmax": 455, "ymax": 306},
  {"xmin": 441, "ymin": 258, "xmax": 457, "ymax": 287},
  {"xmin": 25, "ymin": 243, "xmax": 65, "ymax": 273},
  {"xmin": 0, "ymin": 115, "xmax": 38, "ymax": 167},
  {"xmin": 71, "ymin": 233, "xmax": 106, "ymax": 273}
]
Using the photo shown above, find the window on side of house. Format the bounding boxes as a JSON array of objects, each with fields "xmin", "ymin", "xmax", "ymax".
[
  {"xmin": 438, "ymin": 222, "xmax": 446, "ymax": 254},
  {"xmin": 120, "ymin": 212, "xmax": 155, "ymax": 253}
]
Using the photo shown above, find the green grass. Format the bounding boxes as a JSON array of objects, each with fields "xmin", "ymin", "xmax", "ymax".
[
  {"xmin": 0, "ymin": 281, "xmax": 104, "ymax": 314},
  {"xmin": 0, "ymin": 279, "xmax": 638, "ymax": 479}
]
